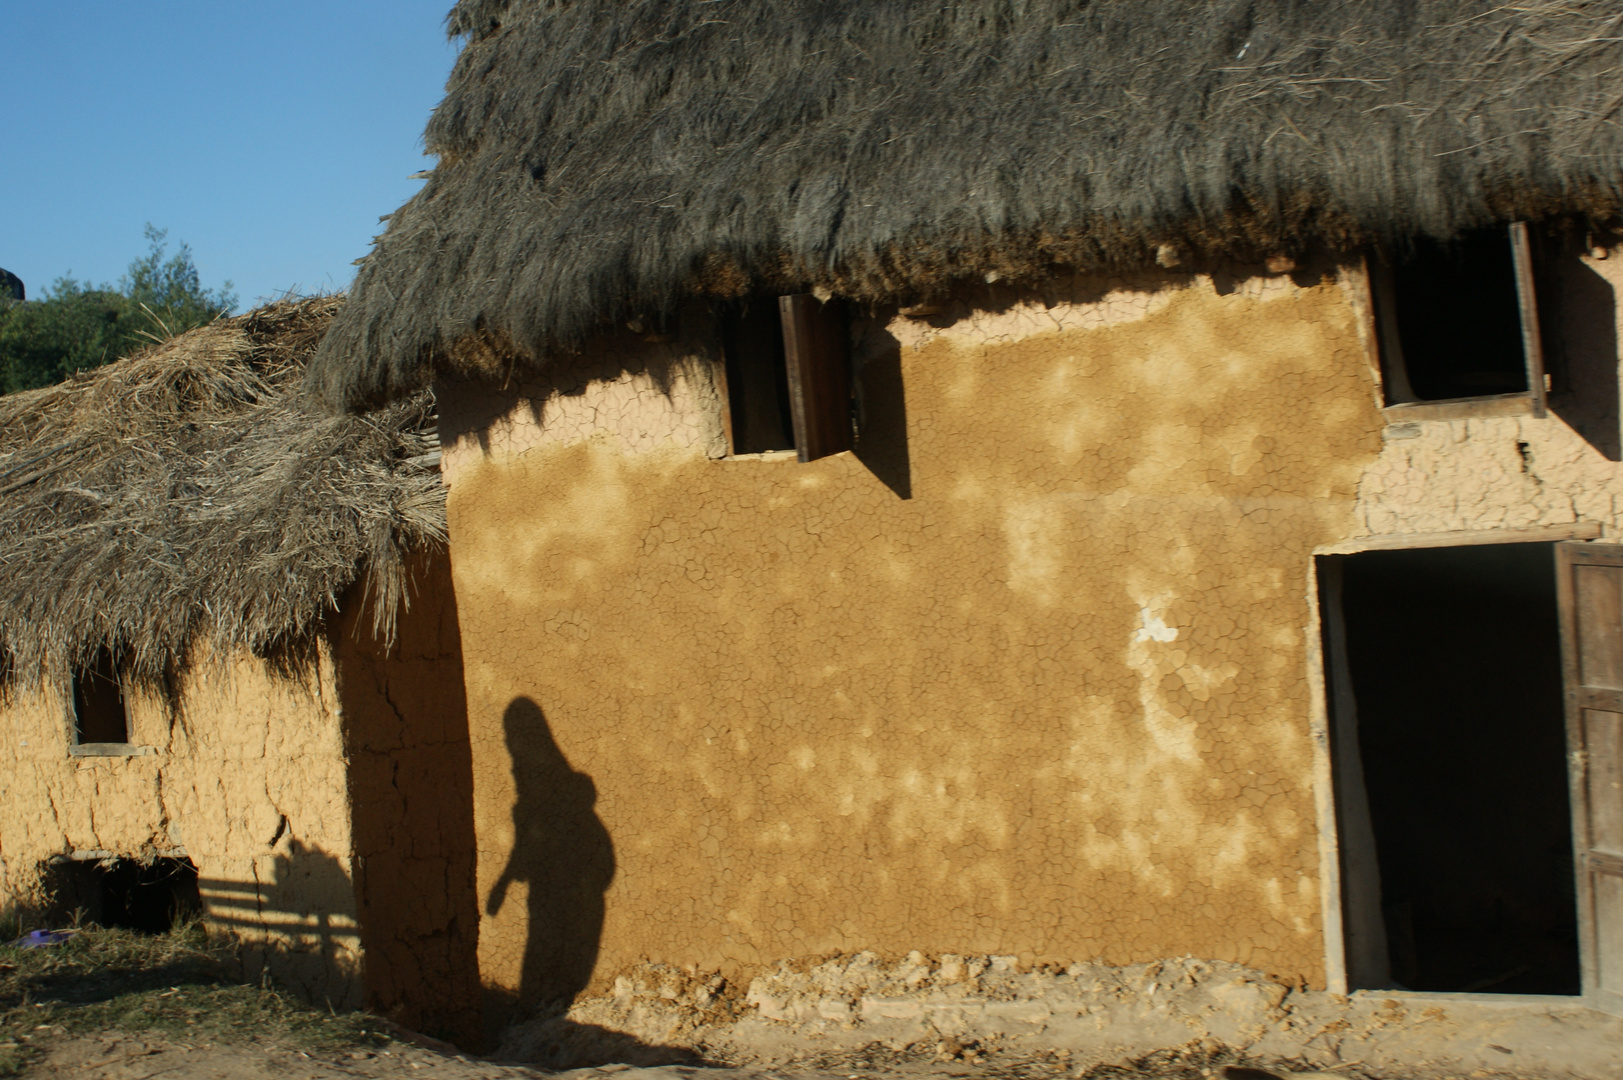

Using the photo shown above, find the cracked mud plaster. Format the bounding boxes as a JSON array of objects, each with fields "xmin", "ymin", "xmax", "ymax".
[
  {"xmin": 0, "ymin": 644, "xmax": 361, "ymax": 1005},
  {"xmin": 334, "ymin": 549, "xmax": 482, "ymax": 1047},
  {"xmin": 436, "ymin": 265, "xmax": 1385, "ymax": 1007},
  {"xmin": 1354, "ymin": 251, "xmax": 1623, "ymax": 538},
  {"xmin": 0, "ymin": 559, "xmax": 475, "ymax": 1037}
]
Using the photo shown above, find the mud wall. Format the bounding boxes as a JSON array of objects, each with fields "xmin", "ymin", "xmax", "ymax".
[
  {"xmin": 0, "ymin": 680, "xmax": 176, "ymax": 912},
  {"xmin": 437, "ymin": 265, "xmax": 1387, "ymax": 1017},
  {"xmin": 170, "ymin": 651, "xmax": 363, "ymax": 1005},
  {"xmin": 1352, "ymin": 249, "xmax": 1623, "ymax": 536},
  {"xmin": 0, "ymin": 646, "xmax": 362, "ymax": 1006},
  {"xmin": 336, "ymin": 548, "xmax": 482, "ymax": 1047},
  {"xmin": 0, "ymin": 558, "xmax": 479, "ymax": 1033}
]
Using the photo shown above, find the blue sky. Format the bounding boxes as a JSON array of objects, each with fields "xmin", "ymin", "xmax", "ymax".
[{"xmin": 2, "ymin": 2, "xmax": 459, "ymax": 308}]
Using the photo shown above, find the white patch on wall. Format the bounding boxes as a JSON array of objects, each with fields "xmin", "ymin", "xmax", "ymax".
[
  {"xmin": 1133, "ymin": 608, "xmax": 1179, "ymax": 643},
  {"xmin": 1126, "ymin": 597, "xmax": 1198, "ymax": 763},
  {"xmin": 1002, "ymin": 498, "xmax": 1068, "ymax": 605},
  {"xmin": 885, "ymin": 278, "xmax": 1185, "ymax": 355}
]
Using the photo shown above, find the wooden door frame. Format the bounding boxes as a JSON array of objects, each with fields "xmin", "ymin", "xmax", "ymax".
[{"xmin": 1308, "ymin": 521, "xmax": 1602, "ymax": 996}]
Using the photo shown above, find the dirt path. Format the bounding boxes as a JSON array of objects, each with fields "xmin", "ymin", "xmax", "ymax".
[
  {"xmin": 0, "ymin": 932, "xmax": 1593, "ymax": 1080},
  {"xmin": 26, "ymin": 1032, "xmax": 543, "ymax": 1079},
  {"xmin": 18, "ymin": 1038, "xmax": 1338, "ymax": 1080},
  {"xmin": 24, "ymin": 1042, "xmax": 1019, "ymax": 1080}
]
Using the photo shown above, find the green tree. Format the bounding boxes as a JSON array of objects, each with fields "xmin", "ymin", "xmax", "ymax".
[{"xmin": 0, "ymin": 226, "xmax": 237, "ymax": 394}]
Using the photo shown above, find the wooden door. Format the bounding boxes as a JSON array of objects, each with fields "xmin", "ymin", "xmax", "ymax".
[{"xmin": 1556, "ymin": 541, "xmax": 1623, "ymax": 1015}]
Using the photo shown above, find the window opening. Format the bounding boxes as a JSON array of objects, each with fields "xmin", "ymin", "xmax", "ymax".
[
  {"xmin": 1320, "ymin": 542, "xmax": 1580, "ymax": 994},
  {"xmin": 719, "ymin": 294, "xmax": 853, "ymax": 461},
  {"xmin": 49, "ymin": 857, "xmax": 201, "ymax": 933},
  {"xmin": 720, "ymin": 300, "xmax": 796, "ymax": 454},
  {"xmin": 1373, "ymin": 223, "xmax": 1547, "ymax": 410},
  {"xmin": 73, "ymin": 647, "xmax": 128, "ymax": 745}
]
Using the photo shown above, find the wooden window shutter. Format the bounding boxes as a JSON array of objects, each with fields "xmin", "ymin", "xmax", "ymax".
[
  {"xmin": 1510, "ymin": 221, "xmax": 1549, "ymax": 418},
  {"xmin": 779, "ymin": 294, "xmax": 853, "ymax": 463},
  {"xmin": 1557, "ymin": 541, "xmax": 1623, "ymax": 1016}
]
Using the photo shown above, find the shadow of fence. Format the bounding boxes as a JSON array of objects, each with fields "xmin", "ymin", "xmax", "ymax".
[{"xmin": 197, "ymin": 839, "xmax": 362, "ymax": 1009}]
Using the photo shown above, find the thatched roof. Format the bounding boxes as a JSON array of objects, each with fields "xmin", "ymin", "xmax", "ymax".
[
  {"xmin": 310, "ymin": 0, "xmax": 1623, "ymax": 410},
  {"xmin": 0, "ymin": 297, "xmax": 444, "ymax": 691}
]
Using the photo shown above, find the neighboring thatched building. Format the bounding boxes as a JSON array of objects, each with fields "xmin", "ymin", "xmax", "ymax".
[
  {"xmin": 310, "ymin": 0, "xmax": 1623, "ymax": 1029},
  {"xmin": 0, "ymin": 298, "xmax": 480, "ymax": 1043}
]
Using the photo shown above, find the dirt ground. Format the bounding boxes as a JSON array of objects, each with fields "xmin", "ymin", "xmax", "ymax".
[
  {"xmin": 0, "ymin": 927, "xmax": 1587, "ymax": 1080},
  {"xmin": 19, "ymin": 1038, "xmax": 1353, "ymax": 1080},
  {"xmin": 21, "ymin": 1032, "xmax": 534, "ymax": 1079}
]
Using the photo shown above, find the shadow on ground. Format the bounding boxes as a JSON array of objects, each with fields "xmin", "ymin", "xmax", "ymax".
[
  {"xmin": 0, "ymin": 931, "xmax": 225, "ymax": 1011},
  {"xmin": 492, "ymin": 1009, "xmax": 710, "ymax": 1069}
]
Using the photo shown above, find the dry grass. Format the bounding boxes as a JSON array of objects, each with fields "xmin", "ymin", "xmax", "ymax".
[
  {"xmin": 0, "ymin": 924, "xmax": 391, "ymax": 1077},
  {"xmin": 0, "ymin": 296, "xmax": 445, "ymax": 694}
]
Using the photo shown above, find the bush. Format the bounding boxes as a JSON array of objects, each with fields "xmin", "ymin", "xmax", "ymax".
[{"xmin": 0, "ymin": 226, "xmax": 236, "ymax": 394}]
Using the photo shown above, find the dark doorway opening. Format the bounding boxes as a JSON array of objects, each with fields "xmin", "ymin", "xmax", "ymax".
[
  {"xmin": 1323, "ymin": 542, "xmax": 1580, "ymax": 994},
  {"xmin": 50, "ymin": 857, "xmax": 201, "ymax": 933}
]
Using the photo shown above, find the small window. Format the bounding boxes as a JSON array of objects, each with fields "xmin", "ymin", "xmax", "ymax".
[
  {"xmin": 719, "ymin": 295, "xmax": 853, "ymax": 462},
  {"xmin": 720, "ymin": 300, "xmax": 796, "ymax": 454},
  {"xmin": 1372, "ymin": 223, "xmax": 1548, "ymax": 415},
  {"xmin": 73, "ymin": 648, "xmax": 129, "ymax": 745}
]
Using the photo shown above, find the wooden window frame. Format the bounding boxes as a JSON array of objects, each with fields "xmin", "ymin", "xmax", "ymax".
[
  {"xmin": 716, "ymin": 299, "xmax": 797, "ymax": 457},
  {"xmin": 779, "ymin": 295, "xmax": 853, "ymax": 463},
  {"xmin": 69, "ymin": 649, "xmax": 142, "ymax": 756}
]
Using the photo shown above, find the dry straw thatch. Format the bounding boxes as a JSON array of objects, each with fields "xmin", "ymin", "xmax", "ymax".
[
  {"xmin": 0, "ymin": 297, "xmax": 444, "ymax": 692},
  {"xmin": 312, "ymin": 0, "xmax": 1623, "ymax": 410}
]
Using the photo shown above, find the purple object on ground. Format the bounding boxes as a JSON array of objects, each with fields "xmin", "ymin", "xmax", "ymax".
[{"xmin": 7, "ymin": 929, "xmax": 75, "ymax": 949}]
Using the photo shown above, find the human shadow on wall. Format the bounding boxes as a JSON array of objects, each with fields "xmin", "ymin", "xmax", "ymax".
[
  {"xmin": 1548, "ymin": 252, "xmax": 1620, "ymax": 461},
  {"xmin": 853, "ymin": 319, "xmax": 912, "ymax": 499},
  {"xmin": 485, "ymin": 697, "xmax": 616, "ymax": 1028}
]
